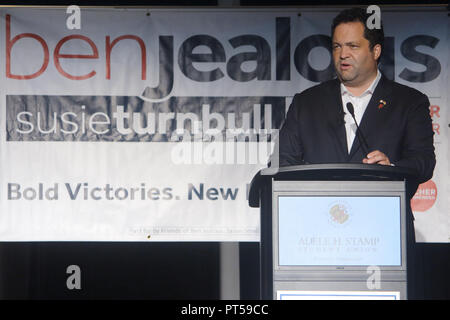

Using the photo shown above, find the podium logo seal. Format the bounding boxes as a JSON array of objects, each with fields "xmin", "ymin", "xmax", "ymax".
[{"xmin": 327, "ymin": 201, "xmax": 352, "ymax": 227}]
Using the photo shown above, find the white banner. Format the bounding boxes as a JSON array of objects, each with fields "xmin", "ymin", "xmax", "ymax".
[{"xmin": 0, "ymin": 7, "xmax": 448, "ymax": 242}]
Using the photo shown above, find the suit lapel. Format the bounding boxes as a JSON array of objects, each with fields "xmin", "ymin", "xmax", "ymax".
[
  {"xmin": 348, "ymin": 75, "xmax": 393, "ymax": 159},
  {"xmin": 325, "ymin": 79, "xmax": 349, "ymax": 161}
]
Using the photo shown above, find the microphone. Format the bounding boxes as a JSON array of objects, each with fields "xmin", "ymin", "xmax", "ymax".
[{"xmin": 346, "ymin": 102, "xmax": 370, "ymax": 156}]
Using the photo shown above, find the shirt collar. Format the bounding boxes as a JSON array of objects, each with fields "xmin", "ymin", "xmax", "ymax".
[{"xmin": 341, "ymin": 69, "xmax": 381, "ymax": 97}]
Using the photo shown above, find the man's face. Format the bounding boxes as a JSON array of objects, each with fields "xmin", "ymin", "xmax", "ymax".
[{"xmin": 332, "ymin": 21, "xmax": 380, "ymax": 88}]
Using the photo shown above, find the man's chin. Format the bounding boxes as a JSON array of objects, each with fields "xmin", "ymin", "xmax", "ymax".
[{"xmin": 337, "ymin": 76, "xmax": 356, "ymax": 85}]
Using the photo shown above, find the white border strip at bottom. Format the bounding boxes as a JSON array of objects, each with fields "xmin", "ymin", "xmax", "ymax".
[{"xmin": 277, "ymin": 290, "xmax": 400, "ymax": 300}]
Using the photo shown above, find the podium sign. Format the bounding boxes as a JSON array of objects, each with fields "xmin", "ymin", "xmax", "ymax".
[
  {"xmin": 272, "ymin": 180, "xmax": 407, "ymax": 299},
  {"xmin": 277, "ymin": 195, "xmax": 402, "ymax": 266}
]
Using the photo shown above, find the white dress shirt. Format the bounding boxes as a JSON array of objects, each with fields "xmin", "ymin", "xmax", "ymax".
[{"xmin": 341, "ymin": 70, "xmax": 381, "ymax": 153}]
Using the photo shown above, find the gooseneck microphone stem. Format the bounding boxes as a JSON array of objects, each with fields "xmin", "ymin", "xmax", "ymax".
[{"xmin": 346, "ymin": 102, "xmax": 370, "ymax": 156}]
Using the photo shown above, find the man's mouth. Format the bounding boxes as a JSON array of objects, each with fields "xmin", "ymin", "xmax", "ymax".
[{"xmin": 340, "ymin": 63, "xmax": 352, "ymax": 70}]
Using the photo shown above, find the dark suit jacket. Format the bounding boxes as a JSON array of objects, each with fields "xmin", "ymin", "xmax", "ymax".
[{"xmin": 279, "ymin": 75, "xmax": 436, "ymax": 190}]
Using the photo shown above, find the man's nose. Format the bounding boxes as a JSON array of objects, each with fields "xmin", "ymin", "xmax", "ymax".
[{"xmin": 340, "ymin": 46, "xmax": 350, "ymax": 59}]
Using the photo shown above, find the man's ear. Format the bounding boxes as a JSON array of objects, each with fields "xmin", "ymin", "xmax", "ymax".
[{"xmin": 372, "ymin": 44, "xmax": 382, "ymax": 61}]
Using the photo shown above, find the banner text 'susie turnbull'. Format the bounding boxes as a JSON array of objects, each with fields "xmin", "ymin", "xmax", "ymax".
[{"xmin": 15, "ymin": 104, "xmax": 273, "ymax": 138}]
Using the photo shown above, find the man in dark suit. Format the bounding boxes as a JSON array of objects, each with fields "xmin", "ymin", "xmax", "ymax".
[
  {"xmin": 279, "ymin": 8, "xmax": 435, "ymax": 183},
  {"xmin": 278, "ymin": 8, "xmax": 435, "ymax": 299}
]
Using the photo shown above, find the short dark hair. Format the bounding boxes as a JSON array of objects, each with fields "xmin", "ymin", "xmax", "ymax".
[{"xmin": 331, "ymin": 7, "xmax": 384, "ymax": 51}]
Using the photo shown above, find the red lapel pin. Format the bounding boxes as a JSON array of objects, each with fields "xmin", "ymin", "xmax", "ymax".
[{"xmin": 378, "ymin": 100, "xmax": 387, "ymax": 109}]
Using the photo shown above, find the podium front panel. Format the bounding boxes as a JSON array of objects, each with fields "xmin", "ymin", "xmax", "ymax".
[{"xmin": 271, "ymin": 180, "xmax": 408, "ymax": 299}]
